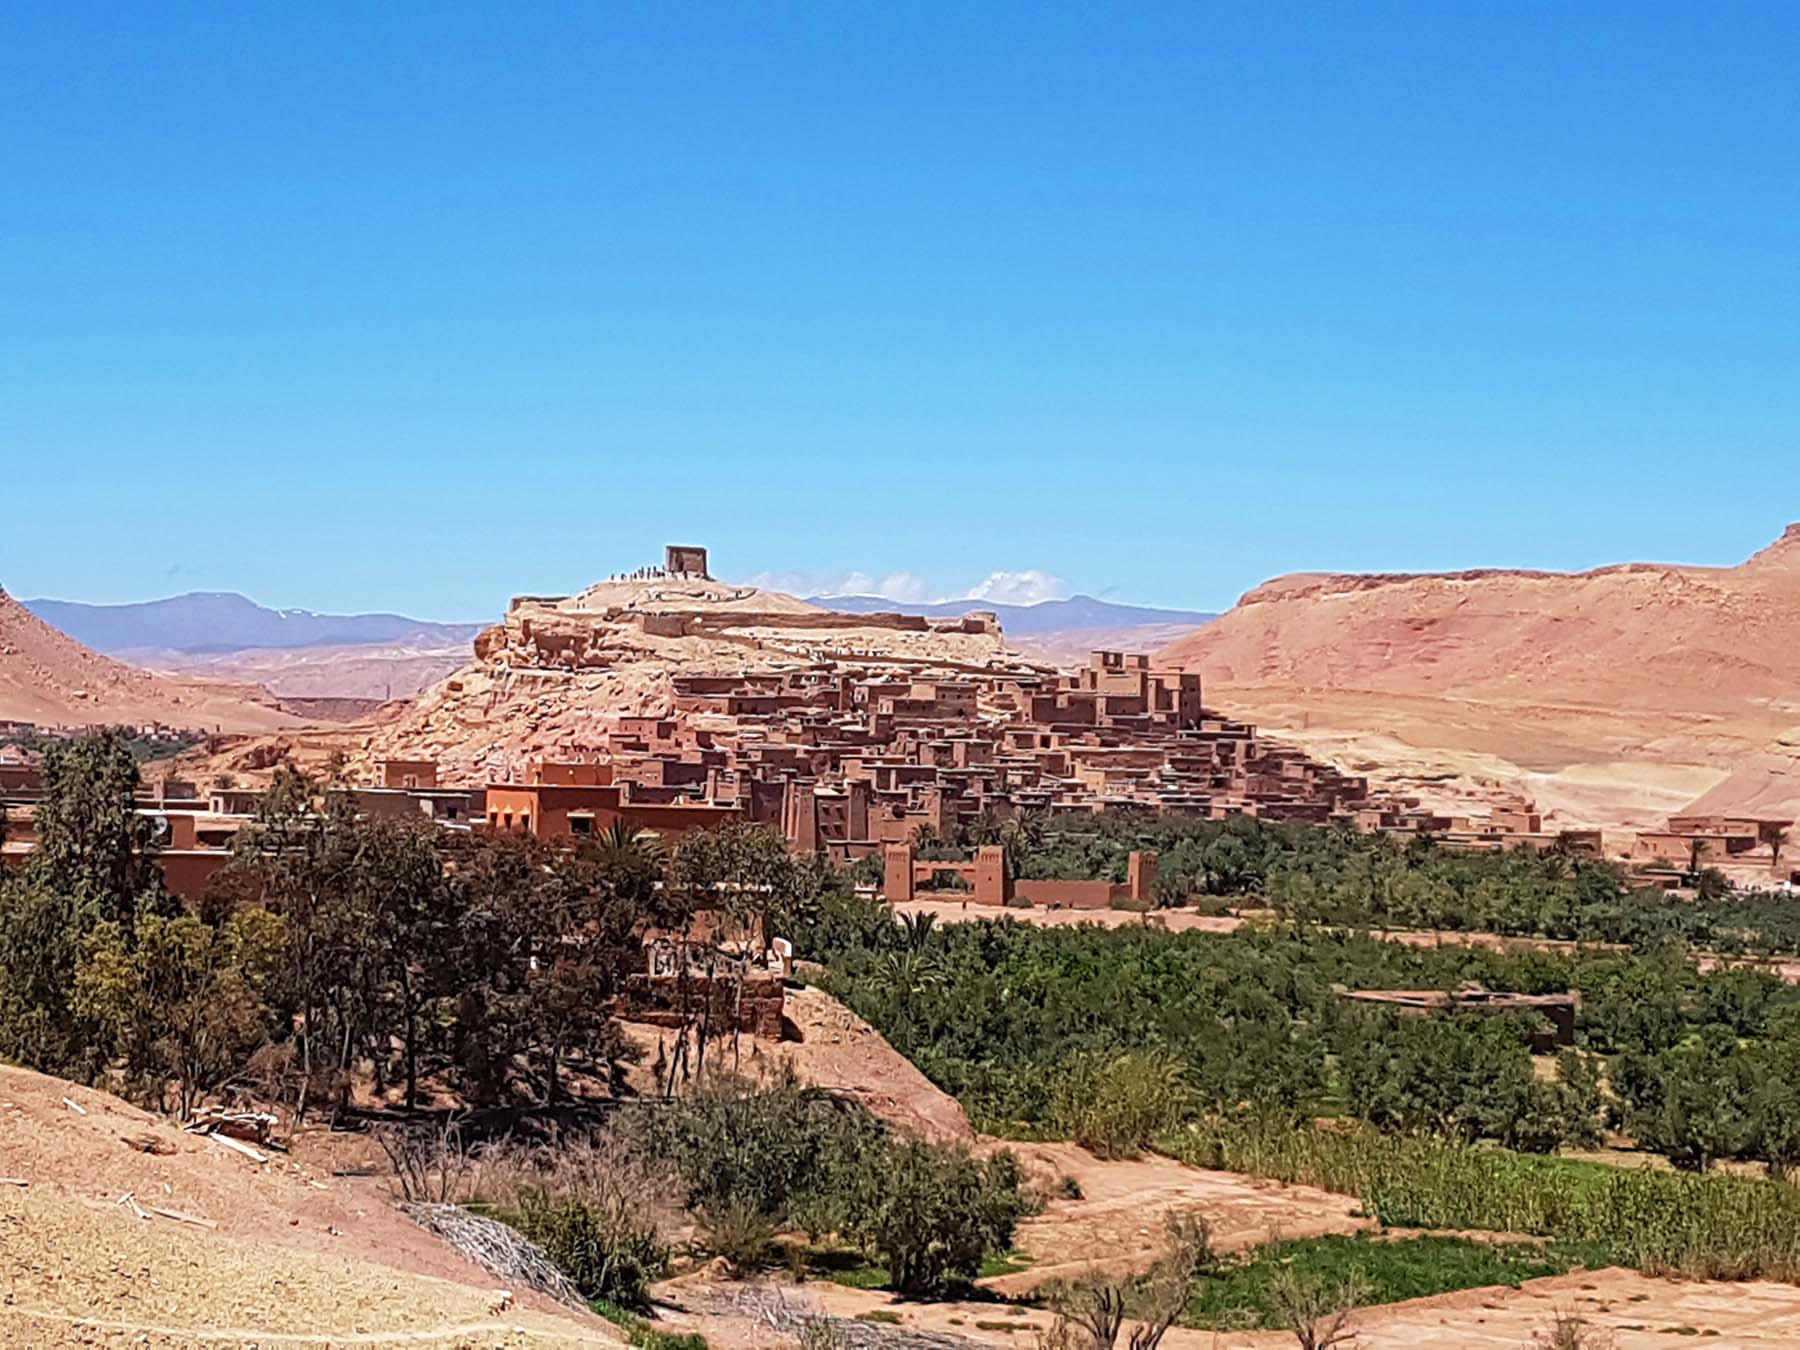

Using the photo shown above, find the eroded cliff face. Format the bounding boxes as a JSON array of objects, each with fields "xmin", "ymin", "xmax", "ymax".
[{"xmin": 1158, "ymin": 527, "xmax": 1800, "ymax": 830}]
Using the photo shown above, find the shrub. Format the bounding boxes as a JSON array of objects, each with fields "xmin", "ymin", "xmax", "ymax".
[
  {"xmin": 1049, "ymin": 1215, "xmax": 1213, "ymax": 1350},
  {"xmin": 632, "ymin": 1329, "xmax": 708, "ymax": 1350},
  {"xmin": 377, "ymin": 1116, "xmax": 476, "ymax": 1204},
  {"xmin": 508, "ymin": 1186, "xmax": 671, "ymax": 1308},
  {"xmin": 847, "ymin": 1141, "xmax": 1037, "ymax": 1295},
  {"xmin": 1533, "ymin": 1309, "xmax": 1618, "ymax": 1350},
  {"xmin": 1050, "ymin": 1050, "xmax": 1192, "ymax": 1159},
  {"xmin": 482, "ymin": 1132, "xmax": 675, "ymax": 1309},
  {"xmin": 629, "ymin": 1069, "xmax": 888, "ymax": 1267},
  {"xmin": 634, "ymin": 1069, "xmax": 879, "ymax": 1218},
  {"xmin": 698, "ymin": 1195, "xmax": 781, "ymax": 1275},
  {"xmin": 1268, "ymin": 1263, "xmax": 1363, "ymax": 1350},
  {"xmin": 798, "ymin": 1324, "xmax": 855, "ymax": 1350}
]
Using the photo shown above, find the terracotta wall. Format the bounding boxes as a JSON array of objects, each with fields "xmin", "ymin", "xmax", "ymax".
[{"xmin": 1012, "ymin": 879, "xmax": 1121, "ymax": 909}]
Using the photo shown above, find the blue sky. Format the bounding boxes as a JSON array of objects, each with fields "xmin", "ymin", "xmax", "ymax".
[{"xmin": 4, "ymin": 3, "xmax": 1796, "ymax": 619}]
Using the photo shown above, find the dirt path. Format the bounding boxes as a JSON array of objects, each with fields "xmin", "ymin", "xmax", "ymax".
[
  {"xmin": 1259, "ymin": 1266, "xmax": 1800, "ymax": 1348},
  {"xmin": 994, "ymin": 1141, "xmax": 1369, "ymax": 1293},
  {"xmin": 655, "ymin": 1267, "xmax": 1800, "ymax": 1350}
]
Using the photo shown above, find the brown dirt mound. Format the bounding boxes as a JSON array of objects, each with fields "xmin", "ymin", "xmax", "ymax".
[
  {"xmin": 617, "ymin": 985, "xmax": 974, "ymax": 1143},
  {"xmin": 0, "ymin": 1065, "xmax": 606, "ymax": 1346}
]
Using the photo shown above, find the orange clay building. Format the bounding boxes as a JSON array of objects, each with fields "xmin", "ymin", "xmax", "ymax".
[{"xmin": 483, "ymin": 759, "xmax": 741, "ymax": 842}]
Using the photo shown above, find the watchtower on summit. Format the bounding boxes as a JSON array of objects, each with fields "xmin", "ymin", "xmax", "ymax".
[{"xmin": 665, "ymin": 545, "xmax": 710, "ymax": 578}]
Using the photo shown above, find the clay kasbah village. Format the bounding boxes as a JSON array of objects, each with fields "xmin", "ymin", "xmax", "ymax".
[{"xmin": 8, "ymin": 7, "xmax": 1800, "ymax": 1349}]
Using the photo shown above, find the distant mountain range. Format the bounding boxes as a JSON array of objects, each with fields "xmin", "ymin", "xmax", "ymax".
[
  {"xmin": 24, "ymin": 592, "xmax": 482, "ymax": 656},
  {"xmin": 811, "ymin": 593, "xmax": 1218, "ymax": 635},
  {"xmin": 17, "ymin": 587, "xmax": 1213, "ymax": 702}
]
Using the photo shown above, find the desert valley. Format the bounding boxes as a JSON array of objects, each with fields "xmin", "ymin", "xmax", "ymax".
[
  {"xmin": 8, "ymin": 534, "xmax": 1800, "ymax": 1346},
  {"xmin": 9, "ymin": 7, "xmax": 1798, "ymax": 1345},
  {"xmin": 16, "ymin": 529, "xmax": 1800, "ymax": 886}
]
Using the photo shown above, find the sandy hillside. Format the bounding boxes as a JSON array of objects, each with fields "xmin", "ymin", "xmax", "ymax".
[
  {"xmin": 1683, "ymin": 725, "xmax": 1800, "ymax": 823},
  {"xmin": 0, "ymin": 1065, "xmax": 606, "ymax": 1346},
  {"xmin": 0, "ymin": 589, "xmax": 301, "ymax": 733},
  {"xmin": 10, "ymin": 990, "xmax": 1797, "ymax": 1349},
  {"xmin": 1008, "ymin": 620, "xmax": 1210, "ymax": 668},
  {"xmin": 1160, "ymin": 526, "xmax": 1800, "ymax": 830},
  {"xmin": 618, "ymin": 984, "xmax": 976, "ymax": 1143},
  {"xmin": 130, "ymin": 638, "xmax": 471, "ymax": 700}
]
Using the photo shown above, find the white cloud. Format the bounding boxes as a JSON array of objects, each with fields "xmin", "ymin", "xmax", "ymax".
[
  {"xmin": 741, "ymin": 566, "xmax": 1070, "ymax": 608},
  {"xmin": 743, "ymin": 569, "xmax": 932, "ymax": 603},
  {"xmin": 835, "ymin": 570, "xmax": 933, "ymax": 603},
  {"xmin": 953, "ymin": 569, "xmax": 1072, "ymax": 606}
]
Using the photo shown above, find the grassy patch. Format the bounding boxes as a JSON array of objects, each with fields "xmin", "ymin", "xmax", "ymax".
[
  {"xmin": 1162, "ymin": 1117, "xmax": 1800, "ymax": 1281},
  {"xmin": 804, "ymin": 1247, "xmax": 891, "ymax": 1290},
  {"xmin": 1181, "ymin": 1234, "xmax": 1590, "ymax": 1331},
  {"xmin": 587, "ymin": 1300, "xmax": 709, "ymax": 1350},
  {"xmin": 978, "ymin": 1250, "xmax": 1035, "ymax": 1279},
  {"xmin": 633, "ymin": 1332, "xmax": 708, "ymax": 1350},
  {"xmin": 804, "ymin": 1245, "xmax": 1032, "ymax": 1291}
]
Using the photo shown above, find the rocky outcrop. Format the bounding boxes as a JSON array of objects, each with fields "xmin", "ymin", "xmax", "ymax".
[{"xmin": 360, "ymin": 578, "xmax": 1024, "ymax": 782}]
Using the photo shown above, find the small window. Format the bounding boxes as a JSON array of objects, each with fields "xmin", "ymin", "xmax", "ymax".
[{"xmin": 569, "ymin": 815, "xmax": 593, "ymax": 836}]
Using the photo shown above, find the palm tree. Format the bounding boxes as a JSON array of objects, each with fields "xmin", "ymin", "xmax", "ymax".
[
  {"xmin": 898, "ymin": 910, "xmax": 938, "ymax": 952},
  {"xmin": 878, "ymin": 911, "xmax": 946, "ymax": 999},
  {"xmin": 1687, "ymin": 836, "xmax": 1708, "ymax": 881},
  {"xmin": 599, "ymin": 818, "xmax": 659, "ymax": 858}
]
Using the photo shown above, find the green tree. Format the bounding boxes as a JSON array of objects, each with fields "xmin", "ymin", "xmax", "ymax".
[
  {"xmin": 0, "ymin": 878, "xmax": 96, "ymax": 1075},
  {"xmin": 847, "ymin": 1140, "xmax": 1036, "ymax": 1295},
  {"xmin": 1749, "ymin": 1012, "xmax": 1800, "ymax": 1180},
  {"xmin": 0, "ymin": 730, "xmax": 172, "ymax": 1079},
  {"xmin": 352, "ymin": 817, "xmax": 455, "ymax": 1109},
  {"xmin": 1615, "ymin": 1027, "xmax": 1759, "ymax": 1171},
  {"xmin": 74, "ymin": 907, "xmax": 288, "ymax": 1116},
  {"xmin": 227, "ymin": 766, "xmax": 363, "ymax": 1120},
  {"xmin": 1337, "ymin": 1012, "xmax": 1539, "ymax": 1145},
  {"xmin": 1502, "ymin": 1050, "xmax": 1604, "ymax": 1155},
  {"xmin": 27, "ymin": 728, "xmax": 166, "ymax": 924}
]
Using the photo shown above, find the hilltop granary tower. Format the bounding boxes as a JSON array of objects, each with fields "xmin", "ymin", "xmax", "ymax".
[{"xmin": 665, "ymin": 545, "xmax": 709, "ymax": 578}]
